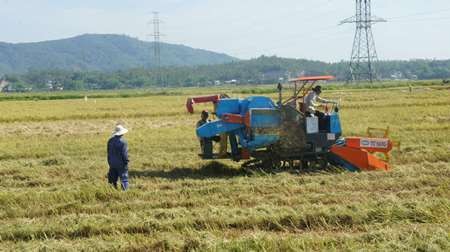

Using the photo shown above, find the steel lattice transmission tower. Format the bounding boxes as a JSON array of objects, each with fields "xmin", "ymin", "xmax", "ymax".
[
  {"xmin": 341, "ymin": 0, "xmax": 386, "ymax": 83},
  {"xmin": 151, "ymin": 12, "xmax": 163, "ymax": 86}
]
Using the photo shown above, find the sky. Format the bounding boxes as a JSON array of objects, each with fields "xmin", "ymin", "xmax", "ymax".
[{"xmin": 1, "ymin": 0, "xmax": 450, "ymax": 62}]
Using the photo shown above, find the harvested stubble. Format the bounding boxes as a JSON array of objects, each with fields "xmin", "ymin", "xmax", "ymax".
[{"xmin": 0, "ymin": 84, "xmax": 449, "ymax": 251}]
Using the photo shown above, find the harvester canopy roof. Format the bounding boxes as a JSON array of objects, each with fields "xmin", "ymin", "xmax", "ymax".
[{"xmin": 289, "ymin": 75, "xmax": 335, "ymax": 83}]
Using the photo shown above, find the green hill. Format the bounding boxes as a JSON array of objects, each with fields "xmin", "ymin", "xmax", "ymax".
[{"xmin": 0, "ymin": 34, "xmax": 237, "ymax": 74}]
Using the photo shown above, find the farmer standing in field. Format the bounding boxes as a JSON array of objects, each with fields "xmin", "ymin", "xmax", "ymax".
[{"xmin": 107, "ymin": 125, "xmax": 130, "ymax": 191}]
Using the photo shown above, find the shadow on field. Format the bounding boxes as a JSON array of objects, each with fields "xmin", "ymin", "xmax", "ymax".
[{"xmin": 130, "ymin": 161, "xmax": 246, "ymax": 180}]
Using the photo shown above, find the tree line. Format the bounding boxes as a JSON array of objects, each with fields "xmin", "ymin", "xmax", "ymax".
[{"xmin": 3, "ymin": 56, "xmax": 450, "ymax": 91}]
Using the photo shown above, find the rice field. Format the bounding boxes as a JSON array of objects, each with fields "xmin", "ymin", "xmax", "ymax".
[{"xmin": 0, "ymin": 83, "xmax": 449, "ymax": 251}]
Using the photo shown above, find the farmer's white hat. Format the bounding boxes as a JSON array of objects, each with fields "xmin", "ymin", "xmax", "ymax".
[{"xmin": 112, "ymin": 125, "xmax": 129, "ymax": 136}]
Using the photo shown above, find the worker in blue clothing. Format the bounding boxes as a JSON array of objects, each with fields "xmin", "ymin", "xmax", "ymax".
[
  {"xmin": 196, "ymin": 110, "xmax": 221, "ymax": 158},
  {"xmin": 196, "ymin": 110, "xmax": 213, "ymax": 158},
  {"xmin": 107, "ymin": 124, "xmax": 130, "ymax": 191}
]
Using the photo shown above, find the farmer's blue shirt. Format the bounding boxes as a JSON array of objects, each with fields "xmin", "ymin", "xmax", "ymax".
[{"xmin": 107, "ymin": 136, "xmax": 129, "ymax": 169}]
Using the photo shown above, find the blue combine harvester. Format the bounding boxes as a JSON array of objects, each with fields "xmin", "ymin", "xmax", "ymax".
[{"xmin": 186, "ymin": 76, "xmax": 394, "ymax": 171}]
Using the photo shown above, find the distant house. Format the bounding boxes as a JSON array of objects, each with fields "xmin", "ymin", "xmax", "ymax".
[
  {"xmin": 390, "ymin": 71, "xmax": 403, "ymax": 80},
  {"xmin": 225, "ymin": 79, "xmax": 238, "ymax": 85},
  {"xmin": 46, "ymin": 80, "xmax": 64, "ymax": 91}
]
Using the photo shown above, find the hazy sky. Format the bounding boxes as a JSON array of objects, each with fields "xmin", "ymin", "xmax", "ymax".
[{"xmin": 1, "ymin": 0, "xmax": 449, "ymax": 61}]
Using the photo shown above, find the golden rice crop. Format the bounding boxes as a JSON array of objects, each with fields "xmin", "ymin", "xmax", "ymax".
[{"xmin": 0, "ymin": 83, "xmax": 449, "ymax": 251}]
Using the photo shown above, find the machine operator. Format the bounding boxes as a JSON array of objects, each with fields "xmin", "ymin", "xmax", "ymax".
[{"xmin": 304, "ymin": 85, "xmax": 338, "ymax": 118}]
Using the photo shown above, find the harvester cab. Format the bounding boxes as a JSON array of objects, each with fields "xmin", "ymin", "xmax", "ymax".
[
  {"xmin": 186, "ymin": 76, "xmax": 395, "ymax": 172},
  {"xmin": 281, "ymin": 75, "xmax": 337, "ymax": 112}
]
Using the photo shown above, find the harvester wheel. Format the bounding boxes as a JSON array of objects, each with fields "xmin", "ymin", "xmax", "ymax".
[
  {"xmin": 318, "ymin": 158, "xmax": 329, "ymax": 170},
  {"xmin": 272, "ymin": 159, "xmax": 283, "ymax": 170},
  {"xmin": 261, "ymin": 158, "xmax": 282, "ymax": 172},
  {"xmin": 286, "ymin": 160, "xmax": 295, "ymax": 169},
  {"xmin": 299, "ymin": 160, "xmax": 309, "ymax": 170},
  {"xmin": 242, "ymin": 158, "xmax": 282, "ymax": 173},
  {"xmin": 307, "ymin": 158, "xmax": 329, "ymax": 170},
  {"xmin": 242, "ymin": 159, "xmax": 262, "ymax": 171}
]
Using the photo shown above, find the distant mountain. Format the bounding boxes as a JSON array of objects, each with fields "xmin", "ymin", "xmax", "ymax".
[{"xmin": 0, "ymin": 34, "xmax": 237, "ymax": 74}]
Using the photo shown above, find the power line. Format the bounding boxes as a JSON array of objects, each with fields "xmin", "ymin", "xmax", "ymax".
[
  {"xmin": 162, "ymin": 0, "xmax": 342, "ymax": 55},
  {"xmin": 389, "ymin": 16, "xmax": 450, "ymax": 23},
  {"xmin": 389, "ymin": 8, "xmax": 450, "ymax": 20},
  {"xmin": 228, "ymin": 24, "xmax": 347, "ymax": 56}
]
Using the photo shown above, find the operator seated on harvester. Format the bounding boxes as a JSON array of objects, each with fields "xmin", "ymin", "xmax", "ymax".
[{"xmin": 304, "ymin": 85, "xmax": 338, "ymax": 118}]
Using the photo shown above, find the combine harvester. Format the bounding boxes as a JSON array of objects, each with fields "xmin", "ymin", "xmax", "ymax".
[{"xmin": 186, "ymin": 76, "xmax": 396, "ymax": 172}]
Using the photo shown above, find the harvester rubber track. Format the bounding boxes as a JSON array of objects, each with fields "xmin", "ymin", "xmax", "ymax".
[{"xmin": 242, "ymin": 158, "xmax": 283, "ymax": 173}]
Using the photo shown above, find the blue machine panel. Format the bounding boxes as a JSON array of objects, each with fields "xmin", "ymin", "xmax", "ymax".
[
  {"xmin": 238, "ymin": 99, "xmax": 250, "ymax": 116},
  {"xmin": 330, "ymin": 114, "xmax": 342, "ymax": 134},
  {"xmin": 216, "ymin": 96, "xmax": 277, "ymax": 118},
  {"xmin": 247, "ymin": 96, "xmax": 276, "ymax": 110},
  {"xmin": 243, "ymin": 135, "xmax": 280, "ymax": 150},
  {"xmin": 216, "ymin": 99, "xmax": 241, "ymax": 117},
  {"xmin": 197, "ymin": 120, "xmax": 244, "ymax": 138},
  {"xmin": 250, "ymin": 109, "xmax": 281, "ymax": 128}
]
